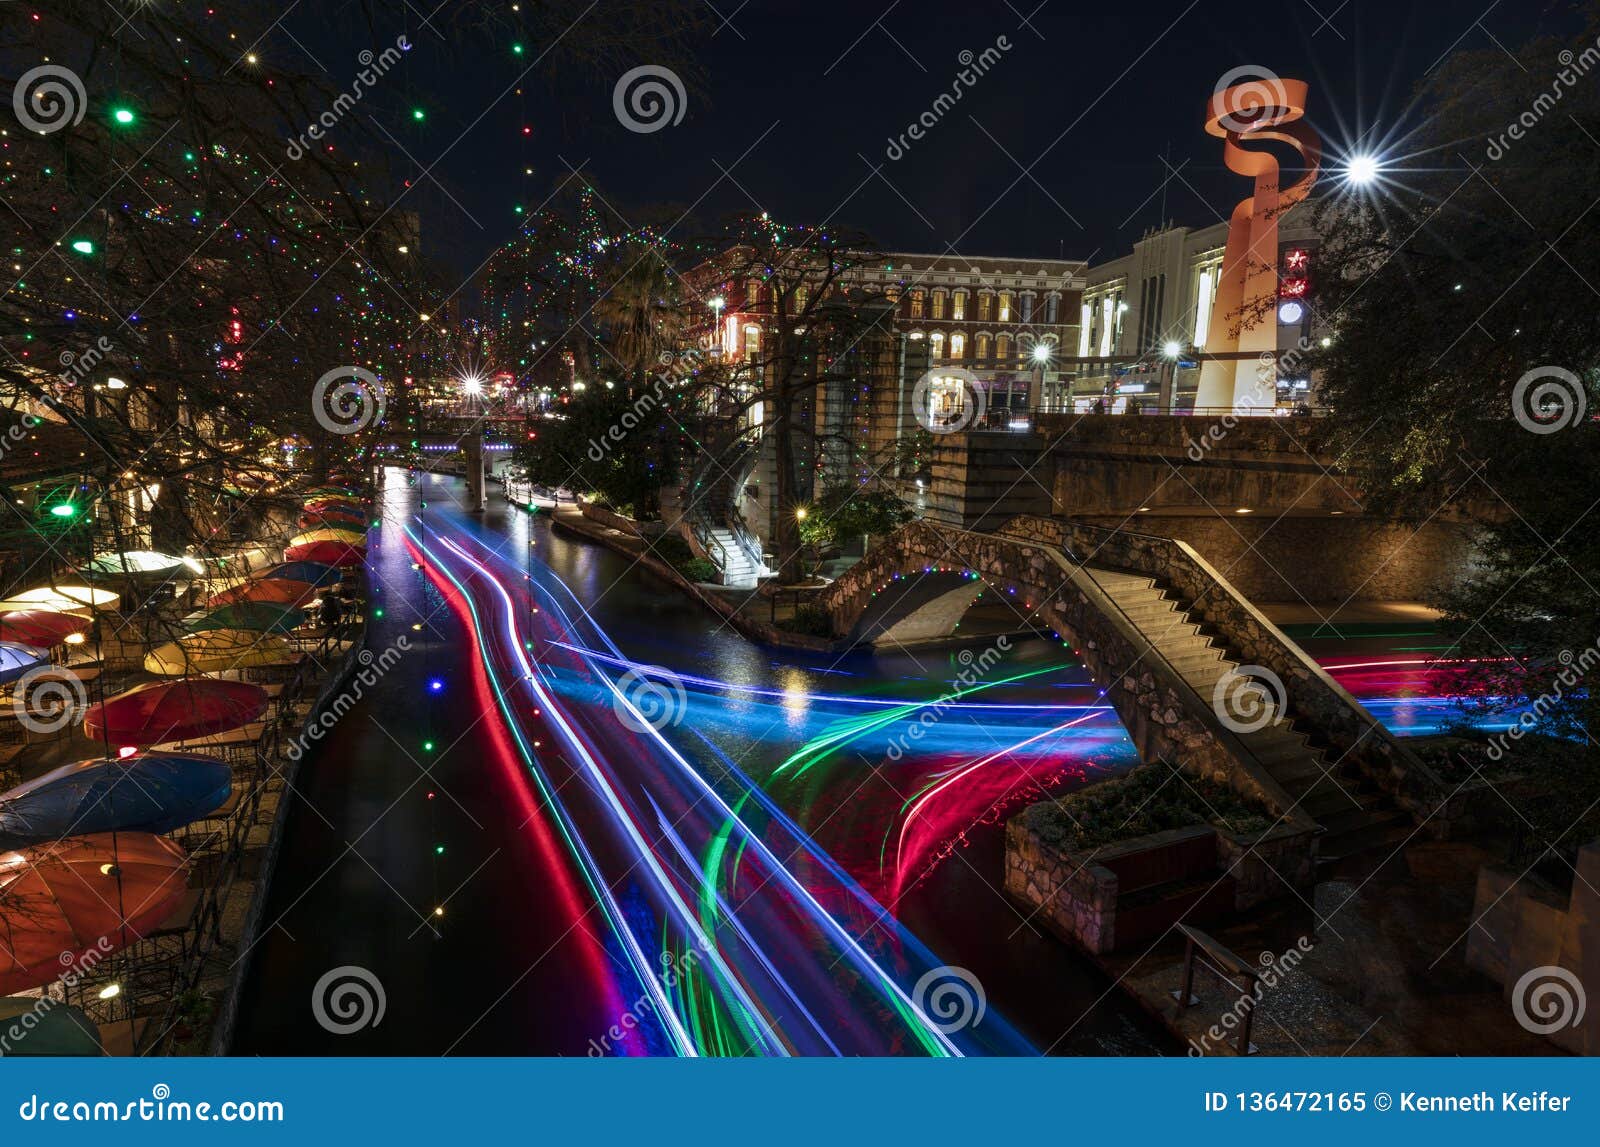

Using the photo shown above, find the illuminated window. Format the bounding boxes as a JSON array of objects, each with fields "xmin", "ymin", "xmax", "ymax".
[
  {"xmin": 1077, "ymin": 303, "xmax": 1092, "ymax": 356},
  {"xmin": 931, "ymin": 291, "xmax": 946, "ymax": 319},
  {"xmin": 995, "ymin": 334, "xmax": 1011, "ymax": 364},
  {"xmin": 950, "ymin": 332, "xmax": 966, "ymax": 359},
  {"xmin": 909, "ymin": 290, "xmax": 926, "ymax": 319},
  {"xmin": 1193, "ymin": 268, "xmax": 1215, "ymax": 349},
  {"xmin": 952, "ymin": 291, "xmax": 967, "ymax": 320},
  {"xmin": 998, "ymin": 291, "xmax": 1013, "ymax": 322},
  {"xmin": 1099, "ymin": 298, "xmax": 1113, "ymax": 356},
  {"xmin": 744, "ymin": 323, "xmax": 761, "ymax": 358},
  {"xmin": 930, "ymin": 330, "xmax": 946, "ymax": 358},
  {"xmin": 977, "ymin": 293, "xmax": 992, "ymax": 321},
  {"xmin": 975, "ymin": 333, "xmax": 991, "ymax": 361},
  {"xmin": 745, "ymin": 280, "xmax": 759, "ymax": 307}
]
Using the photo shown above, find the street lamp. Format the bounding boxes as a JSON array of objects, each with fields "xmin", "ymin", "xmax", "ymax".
[
  {"xmin": 460, "ymin": 375, "xmax": 484, "ymax": 397},
  {"xmin": 1162, "ymin": 340, "xmax": 1183, "ymax": 360},
  {"xmin": 1343, "ymin": 154, "xmax": 1381, "ymax": 185},
  {"xmin": 1031, "ymin": 342, "xmax": 1053, "ymax": 364}
]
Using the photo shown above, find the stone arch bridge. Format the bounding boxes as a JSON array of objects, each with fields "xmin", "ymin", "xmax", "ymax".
[{"xmin": 817, "ymin": 516, "xmax": 1453, "ymax": 861}]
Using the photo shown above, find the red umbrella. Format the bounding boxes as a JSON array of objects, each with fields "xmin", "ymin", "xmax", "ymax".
[
  {"xmin": 82, "ymin": 679, "xmax": 268, "ymax": 746},
  {"xmin": 0, "ymin": 610, "xmax": 91, "ymax": 648},
  {"xmin": 284, "ymin": 540, "xmax": 366, "ymax": 567},
  {"xmin": 0, "ymin": 833, "xmax": 188, "ymax": 995},
  {"xmin": 208, "ymin": 578, "xmax": 316, "ymax": 608}
]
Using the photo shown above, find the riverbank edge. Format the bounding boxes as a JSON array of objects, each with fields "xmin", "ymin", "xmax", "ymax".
[
  {"xmin": 207, "ymin": 625, "xmax": 369, "ymax": 1054},
  {"xmin": 547, "ymin": 508, "xmax": 847, "ymax": 654}
]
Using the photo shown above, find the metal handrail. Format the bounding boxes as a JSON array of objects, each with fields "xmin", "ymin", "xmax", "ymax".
[
  {"xmin": 1173, "ymin": 924, "xmax": 1262, "ymax": 1056},
  {"xmin": 684, "ymin": 424, "xmax": 766, "ymax": 579}
]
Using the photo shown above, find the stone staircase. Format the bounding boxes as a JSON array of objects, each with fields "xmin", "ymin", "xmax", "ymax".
[
  {"xmin": 708, "ymin": 526, "xmax": 769, "ymax": 589},
  {"xmin": 1086, "ymin": 568, "xmax": 1412, "ymax": 861}
]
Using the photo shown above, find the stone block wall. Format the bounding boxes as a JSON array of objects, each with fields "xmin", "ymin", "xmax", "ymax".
[
  {"xmin": 1465, "ymin": 841, "xmax": 1600, "ymax": 1056},
  {"xmin": 1075, "ymin": 513, "xmax": 1481, "ymax": 604},
  {"xmin": 1005, "ymin": 820, "xmax": 1317, "ymax": 954}
]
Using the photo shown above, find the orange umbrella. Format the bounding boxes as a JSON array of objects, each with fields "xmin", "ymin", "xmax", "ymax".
[
  {"xmin": 0, "ymin": 833, "xmax": 188, "ymax": 995},
  {"xmin": 207, "ymin": 578, "xmax": 316, "ymax": 608}
]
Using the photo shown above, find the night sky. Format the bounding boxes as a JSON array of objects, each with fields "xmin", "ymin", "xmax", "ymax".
[{"xmin": 294, "ymin": 0, "xmax": 1568, "ymax": 279}]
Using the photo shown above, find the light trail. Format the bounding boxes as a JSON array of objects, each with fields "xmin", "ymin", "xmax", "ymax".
[{"xmin": 410, "ymin": 518, "xmax": 1036, "ymax": 1056}]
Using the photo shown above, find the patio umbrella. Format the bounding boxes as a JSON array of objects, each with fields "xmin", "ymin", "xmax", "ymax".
[
  {"xmin": 207, "ymin": 578, "xmax": 316, "ymax": 608},
  {"xmin": 288, "ymin": 527, "xmax": 366, "ymax": 547},
  {"xmin": 0, "ymin": 585, "xmax": 118, "ymax": 616},
  {"xmin": 298, "ymin": 508, "xmax": 366, "ymax": 530},
  {"xmin": 182, "ymin": 602, "xmax": 307, "ymax": 634},
  {"xmin": 305, "ymin": 496, "xmax": 363, "ymax": 513},
  {"xmin": 0, "ymin": 642, "xmax": 47, "ymax": 686},
  {"xmin": 82, "ymin": 679, "xmax": 267, "ymax": 746},
  {"xmin": 143, "ymin": 630, "xmax": 296, "ymax": 676},
  {"xmin": 81, "ymin": 551, "xmax": 202, "ymax": 581},
  {"xmin": 283, "ymin": 540, "xmax": 365, "ymax": 567},
  {"xmin": 0, "ymin": 610, "xmax": 91, "ymax": 649},
  {"xmin": 0, "ymin": 833, "xmax": 188, "ymax": 995},
  {"xmin": 248, "ymin": 561, "xmax": 341, "ymax": 587},
  {"xmin": 0, "ymin": 997, "xmax": 102, "ymax": 1055},
  {"xmin": 0, "ymin": 754, "xmax": 233, "ymax": 849}
]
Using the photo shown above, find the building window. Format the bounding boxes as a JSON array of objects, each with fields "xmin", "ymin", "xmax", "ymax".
[
  {"xmin": 995, "ymin": 334, "xmax": 1011, "ymax": 365},
  {"xmin": 1193, "ymin": 267, "xmax": 1215, "ymax": 349},
  {"xmin": 1020, "ymin": 294, "xmax": 1033, "ymax": 323},
  {"xmin": 931, "ymin": 291, "xmax": 946, "ymax": 319},
  {"xmin": 950, "ymin": 332, "xmax": 966, "ymax": 359},
  {"xmin": 977, "ymin": 293, "xmax": 992, "ymax": 322},
  {"xmin": 975, "ymin": 333, "xmax": 991, "ymax": 361},
  {"xmin": 909, "ymin": 290, "xmax": 926, "ymax": 319},
  {"xmin": 952, "ymin": 291, "xmax": 967, "ymax": 320},
  {"xmin": 1046, "ymin": 294, "xmax": 1059, "ymax": 324},
  {"xmin": 930, "ymin": 330, "xmax": 945, "ymax": 358},
  {"xmin": 998, "ymin": 291, "xmax": 1013, "ymax": 322},
  {"xmin": 746, "ymin": 280, "xmax": 760, "ymax": 308},
  {"xmin": 744, "ymin": 323, "xmax": 761, "ymax": 358},
  {"xmin": 794, "ymin": 285, "xmax": 809, "ymax": 313},
  {"xmin": 1078, "ymin": 302, "xmax": 1092, "ymax": 357},
  {"xmin": 1099, "ymin": 298, "xmax": 1114, "ymax": 357}
]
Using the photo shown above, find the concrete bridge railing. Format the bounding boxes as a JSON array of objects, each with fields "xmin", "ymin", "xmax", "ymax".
[
  {"xmin": 998, "ymin": 514, "xmax": 1451, "ymax": 825},
  {"xmin": 818, "ymin": 521, "xmax": 1318, "ymax": 832}
]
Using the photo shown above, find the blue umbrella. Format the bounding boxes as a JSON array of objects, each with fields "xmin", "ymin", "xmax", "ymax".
[
  {"xmin": 248, "ymin": 561, "xmax": 342, "ymax": 588},
  {"xmin": 0, "ymin": 754, "xmax": 232, "ymax": 849},
  {"xmin": 0, "ymin": 641, "xmax": 47, "ymax": 686}
]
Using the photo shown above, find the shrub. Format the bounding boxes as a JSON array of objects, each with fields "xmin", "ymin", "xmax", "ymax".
[{"xmin": 1024, "ymin": 762, "xmax": 1272, "ymax": 851}]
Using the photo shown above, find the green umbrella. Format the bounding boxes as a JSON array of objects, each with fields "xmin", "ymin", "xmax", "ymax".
[
  {"xmin": 182, "ymin": 601, "xmax": 308, "ymax": 634},
  {"xmin": 0, "ymin": 998, "xmax": 103, "ymax": 1055}
]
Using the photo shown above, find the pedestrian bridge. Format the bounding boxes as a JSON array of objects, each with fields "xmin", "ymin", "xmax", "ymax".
[{"xmin": 818, "ymin": 516, "xmax": 1451, "ymax": 859}]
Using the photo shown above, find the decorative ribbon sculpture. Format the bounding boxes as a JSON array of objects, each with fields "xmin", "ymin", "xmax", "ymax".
[{"xmin": 1195, "ymin": 74, "xmax": 1321, "ymax": 410}]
